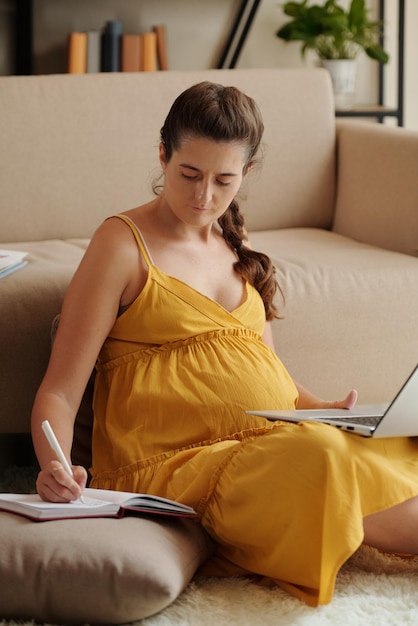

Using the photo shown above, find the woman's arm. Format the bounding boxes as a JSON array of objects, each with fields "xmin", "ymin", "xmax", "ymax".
[
  {"xmin": 32, "ymin": 217, "xmax": 144, "ymax": 502},
  {"xmin": 262, "ymin": 321, "xmax": 358, "ymax": 410}
]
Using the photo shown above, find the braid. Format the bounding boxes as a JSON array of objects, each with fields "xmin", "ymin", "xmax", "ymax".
[
  {"xmin": 218, "ymin": 199, "xmax": 246, "ymax": 250},
  {"xmin": 218, "ymin": 201, "xmax": 284, "ymax": 321}
]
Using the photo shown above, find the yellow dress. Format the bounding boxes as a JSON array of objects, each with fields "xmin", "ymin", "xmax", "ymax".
[{"xmin": 90, "ymin": 214, "xmax": 418, "ymax": 606}]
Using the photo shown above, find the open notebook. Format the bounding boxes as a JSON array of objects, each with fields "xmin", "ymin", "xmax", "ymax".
[
  {"xmin": 247, "ymin": 364, "xmax": 418, "ymax": 438},
  {"xmin": 0, "ymin": 487, "xmax": 197, "ymax": 522}
]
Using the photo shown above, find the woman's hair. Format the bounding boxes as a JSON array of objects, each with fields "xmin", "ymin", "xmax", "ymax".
[{"xmin": 158, "ymin": 81, "xmax": 283, "ymax": 320}]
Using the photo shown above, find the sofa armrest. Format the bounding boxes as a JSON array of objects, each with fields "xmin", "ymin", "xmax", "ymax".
[{"xmin": 333, "ymin": 121, "xmax": 418, "ymax": 258}]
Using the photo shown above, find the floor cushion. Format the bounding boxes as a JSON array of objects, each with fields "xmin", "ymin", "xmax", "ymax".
[{"xmin": 0, "ymin": 510, "xmax": 213, "ymax": 624}]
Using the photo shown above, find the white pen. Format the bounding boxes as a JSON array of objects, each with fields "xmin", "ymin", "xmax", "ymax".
[{"xmin": 41, "ymin": 419, "xmax": 85, "ymax": 504}]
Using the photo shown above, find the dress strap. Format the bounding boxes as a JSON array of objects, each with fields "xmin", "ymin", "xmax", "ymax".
[{"xmin": 111, "ymin": 214, "xmax": 154, "ymax": 267}]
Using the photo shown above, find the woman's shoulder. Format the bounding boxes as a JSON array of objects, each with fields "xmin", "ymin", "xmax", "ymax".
[
  {"xmin": 81, "ymin": 212, "xmax": 148, "ymax": 281},
  {"xmin": 93, "ymin": 205, "xmax": 153, "ymax": 248}
]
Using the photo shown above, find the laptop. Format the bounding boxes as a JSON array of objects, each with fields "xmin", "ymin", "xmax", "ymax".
[{"xmin": 246, "ymin": 364, "xmax": 418, "ymax": 438}]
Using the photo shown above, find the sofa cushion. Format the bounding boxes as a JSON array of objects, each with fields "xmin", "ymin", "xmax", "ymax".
[
  {"xmin": 0, "ymin": 510, "xmax": 212, "ymax": 624},
  {"xmin": 249, "ymin": 227, "xmax": 418, "ymax": 404},
  {"xmin": 0, "ymin": 69, "xmax": 335, "ymax": 243}
]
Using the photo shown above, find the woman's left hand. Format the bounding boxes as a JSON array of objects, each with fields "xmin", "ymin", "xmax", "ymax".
[
  {"xmin": 326, "ymin": 388, "xmax": 358, "ymax": 410},
  {"xmin": 295, "ymin": 381, "xmax": 358, "ymax": 410}
]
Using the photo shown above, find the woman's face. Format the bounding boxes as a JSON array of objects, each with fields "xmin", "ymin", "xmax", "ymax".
[{"xmin": 159, "ymin": 136, "xmax": 249, "ymax": 228}]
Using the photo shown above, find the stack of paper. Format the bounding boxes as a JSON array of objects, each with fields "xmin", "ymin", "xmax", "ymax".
[{"xmin": 0, "ymin": 250, "xmax": 28, "ymax": 279}]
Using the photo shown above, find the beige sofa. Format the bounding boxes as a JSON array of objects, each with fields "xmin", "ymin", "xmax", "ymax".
[{"xmin": 1, "ymin": 67, "xmax": 418, "ymax": 459}]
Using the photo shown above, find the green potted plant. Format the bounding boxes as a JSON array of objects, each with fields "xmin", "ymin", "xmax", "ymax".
[{"xmin": 276, "ymin": 0, "xmax": 389, "ymax": 109}]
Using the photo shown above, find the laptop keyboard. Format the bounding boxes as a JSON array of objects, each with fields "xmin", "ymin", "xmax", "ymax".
[{"xmin": 331, "ymin": 415, "xmax": 380, "ymax": 426}]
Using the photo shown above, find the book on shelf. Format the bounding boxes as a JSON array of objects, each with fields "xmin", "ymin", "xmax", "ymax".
[
  {"xmin": 101, "ymin": 20, "xmax": 122, "ymax": 72},
  {"xmin": 154, "ymin": 24, "xmax": 169, "ymax": 71},
  {"xmin": 87, "ymin": 30, "xmax": 101, "ymax": 73},
  {"xmin": 140, "ymin": 31, "xmax": 157, "ymax": 72},
  {"xmin": 0, "ymin": 487, "xmax": 197, "ymax": 522},
  {"xmin": 0, "ymin": 250, "xmax": 28, "ymax": 279},
  {"xmin": 121, "ymin": 34, "xmax": 141, "ymax": 72},
  {"xmin": 67, "ymin": 32, "xmax": 87, "ymax": 74},
  {"xmin": 66, "ymin": 21, "xmax": 169, "ymax": 75}
]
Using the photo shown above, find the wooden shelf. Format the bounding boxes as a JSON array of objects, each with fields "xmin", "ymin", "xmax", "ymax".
[
  {"xmin": 218, "ymin": 0, "xmax": 261, "ymax": 68},
  {"xmin": 336, "ymin": 0, "xmax": 404, "ymax": 126},
  {"xmin": 13, "ymin": 0, "xmax": 262, "ymax": 75},
  {"xmin": 336, "ymin": 104, "xmax": 402, "ymax": 123}
]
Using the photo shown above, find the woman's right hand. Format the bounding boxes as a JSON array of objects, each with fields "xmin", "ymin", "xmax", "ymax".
[{"xmin": 36, "ymin": 460, "xmax": 87, "ymax": 503}]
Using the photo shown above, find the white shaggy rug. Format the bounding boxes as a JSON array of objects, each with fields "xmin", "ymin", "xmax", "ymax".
[
  {"xmin": 2, "ymin": 545, "xmax": 418, "ymax": 626},
  {"xmin": 140, "ymin": 546, "xmax": 418, "ymax": 626}
]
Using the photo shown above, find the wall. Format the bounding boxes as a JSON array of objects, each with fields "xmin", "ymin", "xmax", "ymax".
[{"xmin": 0, "ymin": 0, "xmax": 416, "ymax": 129}]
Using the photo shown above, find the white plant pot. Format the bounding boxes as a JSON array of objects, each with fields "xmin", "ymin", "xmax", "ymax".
[{"xmin": 321, "ymin": 59, "xmax": 357, "ymax": 110}]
